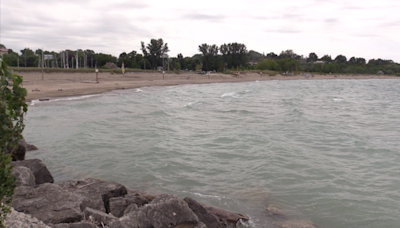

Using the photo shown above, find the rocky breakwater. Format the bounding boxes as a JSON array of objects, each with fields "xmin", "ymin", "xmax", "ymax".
[
  {"xmin": 6, "ymin": 140, "xmax": 318, "ymax": 228},
  {"xmin": 7, "ymin": 143, "xmax": 249, "ymax": 228}
]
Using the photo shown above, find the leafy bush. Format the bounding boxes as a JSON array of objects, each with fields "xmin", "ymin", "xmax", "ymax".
[{"xmin": 0, "ymin": 58, "xmax": 27, "ymax": 227}]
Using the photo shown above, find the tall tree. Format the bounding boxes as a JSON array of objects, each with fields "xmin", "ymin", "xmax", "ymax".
[
  {"xmin": 198, "ymin": 43, "xmax": 219, "ymax": 71},
  {"xmin": 307, "ymin": 52, "xmax": 318, "ymax": 62},
  {"xmin": 334, "ymin": 55, "xmax": 347, "ymax": 63},
  {"xmin": 141, "ymin": 38, "xmax": 169, "ymax": 70}
]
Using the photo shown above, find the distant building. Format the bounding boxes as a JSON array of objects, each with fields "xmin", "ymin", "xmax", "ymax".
[
  {"xmin": 248, "ymin": 60, "xmax": 258, "ymax": 66},
  {"xmin": 104, "ymin": 62, "xmax": 118, "ymax": 69},
  {"xmin": 0, "ymin": 48, "xmax": 8, "ymax": 57}
]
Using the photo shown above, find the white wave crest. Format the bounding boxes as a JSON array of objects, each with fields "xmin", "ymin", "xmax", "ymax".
[
  {"xmin": 29, "ymin": 95, "xmax": 99, "ymax": 105},
  {"xmin": 221, "ymin": 92, "xmax": 237, "ymax": 98},
  {"xmin": 136, "ymin": 88, "xmax": 143, "ymax": 92},
  {"xmin": 333, "ymin": 98, "xmax": 343, "ymax": 102}
]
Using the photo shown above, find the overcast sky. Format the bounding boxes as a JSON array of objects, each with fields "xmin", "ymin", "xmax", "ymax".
[{"xmin": 1, "ymin": 0, "xmax": 400, "ymax": 62}]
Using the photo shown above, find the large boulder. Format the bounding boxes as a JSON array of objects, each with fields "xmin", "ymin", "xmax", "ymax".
[
  {"xmin": 11, "ymin": 183, "xmax": 83, "ymax": 224},
  {"xmin": 12, "ymin": 159, "xmax": 54, "ymax": 184},
  {"xmin": 109, "ymin": 193, "xmax": 149, "ymax": 217},
  {"xmin": 4, "ymin": 207, "xmax": 51, "ymax": 228},
  {"xmin": 11, "ymin": 166, "xmax": 36, "ymax": 187},
  {"xmin": 109, "ymin": 194, "xmax": 202, "ymax": 228},
  {"xmin": 184, "ymin": 197, "xmax": 223, "ymax": 228},
  {"xmin": 201, "ymin": 203, "xmax": 249, "ymax": 224},
  {"xmin": 58, "ymin": 178, "xmax": 128, "ymax": 213}
]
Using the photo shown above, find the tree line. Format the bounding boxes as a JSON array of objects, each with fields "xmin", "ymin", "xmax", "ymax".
[{"xmin": 1, "ymin": 41, "xmax": 399, "ymax": 75}]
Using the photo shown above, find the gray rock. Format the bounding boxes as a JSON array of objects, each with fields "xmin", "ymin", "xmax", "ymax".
[
  {"xmin": 109, "ymin": 193, "xmax": 149, "ymax": 217},
  {"xmin": 11, "ymin": 183, "xmax": 83, "ymax": 224},
  {"xmin": 184, "ymin": 197, "xmax": 223, "ymax": 228},
  {"xmin": 5, "ymin": 139, "xmax": 27, "ymax": 161},
  {"xmin": 4, "ymin": 207, "xmax": 51, "ymax": 228},
  {"xmin": 123, "ymin": 204, "xmax": 138, "ymax": 216},
  {"xmin": 50, "ymin": 222, "xmax": 96, "ymax": 228},
  {"xmin": 266, "ymin": 205, "xmax": 285, "ymax": 217},
  {"xmin": 58, "ymin": 178, "xmax": 127, "ymax": 213},
  {"xmin": 109, "ymin": 194, "xmax": 201, "ymax": 228},
  {"xmin": 12, "ymin": 159, "xmax": 54, "ymax": 184},
  {"xmin": 19, "ymin": 138, "xmax": 38, "ymax": 151},
  {"xmin": 201, "ymin": 203, "xmax": 249, "ymax": 224},
  {"xmin": 83, "ymin": 207, "xmax": 118, "ymax": 226},
  {"xmin": 12, "ymin": 166, "xmax": 36, "ymax": 187}
]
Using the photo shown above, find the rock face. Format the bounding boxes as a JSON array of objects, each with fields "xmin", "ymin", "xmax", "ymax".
[
  {"xmin": 109, "ymin": 194, "xmax": 202, "ymax": 228},
  {"xmin": 11, "ymin": 183, "xmax": 83, "ymax": 224},
  {"xmin": 109, "ymin": 193, "xmax": 149, "ymax": 217},
  {"xmin": 184, "ymin": 197, "xmax": 223, "ymax": 228},
  {"xmin": 12, "ymin": 159, "xmax": 54, "ymax": 184},
  {"xmin": 11, "ymin": 166, "xmax": 36, "ymax": 187},
  {"xmin": 9, "ymin": 158, "xmax": 255, "ymax": 228},
  {"xmin": 58, "ymin": 178, "xmax": 128, "ymax": 213},
  {"xmin": 83, "ymin": 207, "xmax": 118, "ymax": 226}
]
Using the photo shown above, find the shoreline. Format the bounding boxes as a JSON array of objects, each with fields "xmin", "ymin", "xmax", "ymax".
[{"xmin": 17, "ymin": 71, "xmax": 399, "ymax": 101}]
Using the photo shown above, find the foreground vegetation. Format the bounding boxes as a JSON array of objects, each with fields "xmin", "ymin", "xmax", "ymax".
[{"xmin": 0, "ymin": 58, "xmax": 27, "ymax": 227}]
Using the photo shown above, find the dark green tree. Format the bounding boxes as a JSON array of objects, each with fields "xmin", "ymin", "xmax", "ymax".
[
  {"xmin": 307, "ymin": 52, "xmax": 318, "ymax": 62},
  {"xmin": 140, "ymin": 38, "xmax": 169, "ymax": 69}
]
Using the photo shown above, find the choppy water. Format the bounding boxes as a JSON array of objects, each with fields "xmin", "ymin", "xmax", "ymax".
[{"xmin": 24, "ymin": 79, "xmax": 400, "ymax": 228}]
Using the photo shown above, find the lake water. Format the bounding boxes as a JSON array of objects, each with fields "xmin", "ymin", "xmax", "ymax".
[{"xmin": 24, "ymin": 79, "xmax": 400, "ymax": 228}]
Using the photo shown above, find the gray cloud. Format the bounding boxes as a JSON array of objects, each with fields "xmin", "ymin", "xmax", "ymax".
[
  {"xmin": 325, "ymin": 18, "xmax": 338, "ymax": 23},
  {"xmin": 265, "ymin": 28, "xmax": 302, "ymax": 34},
  {"xmin": 182, "ymin": 13, "xmax": 226, "ymax": 22}
]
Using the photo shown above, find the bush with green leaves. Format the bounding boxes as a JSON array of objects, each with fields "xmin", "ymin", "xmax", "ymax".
[{"xmin": 0, "ymin": 58, "xmax": 27, "ymax": 227}]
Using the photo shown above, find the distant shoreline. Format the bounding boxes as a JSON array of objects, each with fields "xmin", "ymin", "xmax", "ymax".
[{"xmin": 17, "ymin": 71, "xmax": 399, "ymax": 101}]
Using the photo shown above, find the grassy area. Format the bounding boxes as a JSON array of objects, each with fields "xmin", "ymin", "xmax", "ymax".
[
  {"xmin": 9, "ymin": 67, "xmax": 159, "ymax": 74},
  {"xmin": 225, "ymin": 69, "xmax": 278, "ymax": 76}
]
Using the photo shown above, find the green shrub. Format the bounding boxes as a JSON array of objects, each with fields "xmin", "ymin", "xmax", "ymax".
[{"xmin": 0, "ymin": 58, "xmax": 27, "ymax": 227}]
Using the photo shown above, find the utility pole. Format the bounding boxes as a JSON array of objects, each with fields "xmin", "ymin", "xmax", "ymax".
[
  {"xmin": 76, "ymin": 51, "xmax": 79, "ymax": 69},
  {"xmin": 41, "ymin": 48, "xmax": 44, "ymax": 80}
]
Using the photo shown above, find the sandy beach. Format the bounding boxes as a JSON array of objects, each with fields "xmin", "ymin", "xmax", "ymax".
[{"xmin": 15, "ymin": 71, "xmax": 398, "ymax": 101}]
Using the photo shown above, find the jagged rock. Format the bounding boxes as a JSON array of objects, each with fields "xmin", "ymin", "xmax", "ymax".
[
  {"xmin": 109, "ymin": 193, "xmax": 149, "ymax": 217},
  {"xmin": 5, "ymin": 139, "xmax": 27, "ymax": 161},
  {"xmin": 12, "ymin": 159, "xmax": 54, "ymax": 184},
  {"xmin": 123, "ymin": 204, "xmax": 138, "ymax": 216},
  {"xmin": 83, "ymin": 207, "xmax": 118, "ymax": 226},
  {"xmin": 184, "ymin": 197, "xmax": 223, "ymax": 228},
  {"xmin": 109, "ymin": 194, "xmax": 202, "ymax": 228},
  {"xmin": 50, "ymin": 222, "xmax": 96, "ymax": 228},
  {"xmin": 201, "ymin": 203, "xmax": 249, "ymax": 223},
  {"xmin": 12, "ymin": 166, "xmax": 36, "ymax": 187},
  {"xmin": 4, "ymin": 207, "xmax": 51, "ymax": 228},
  {"xmin": 58, "ymin": 178, "xmax": 127, "ymax": 213},
  {"xmin": 11, "ymin": 183, "xmax": 83, "ymax": 224}
]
